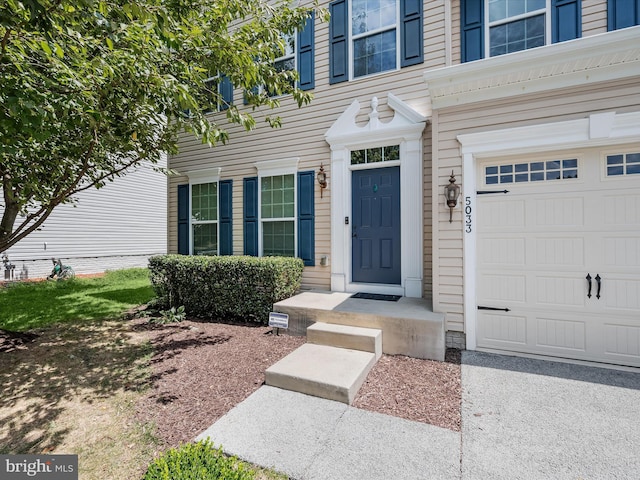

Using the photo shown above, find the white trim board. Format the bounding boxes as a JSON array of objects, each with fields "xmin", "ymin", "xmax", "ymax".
[{"xmin": 457, "ymin": 110, "xmax": 640, "ymax": 350}]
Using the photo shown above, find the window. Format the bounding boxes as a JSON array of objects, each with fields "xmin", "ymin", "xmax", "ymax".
[
  {"xmin": 261, "ymin": 175, "xmax": 296, "ymax": 257},
  {"xmin": 352, "ymin": 0, "xmax": 398, "ymax": 77},
  {"xmin": 267, "ymin": 33, "xmax": 297, "ymax": 96},
  {"xmin": 329, "ymin": 0, "xmax": 423, "ymax": 84},
  {"xmin": 606, "ymin": 152, "xmax": 640, "ymax": 176},
  {"xmin": 484, "ymin": 158, "xmax": 578, "ymax": 184},
  {"xmin": 192, "ymin": 182, "xmax": 218, "ymax": 255},
  {"xmin": 488, "ymin": 0, "xmax": 546, "ymax": 57},
  {"xmin": 461, "ymin": 0, "xmax": 580, "ymax": 63},
  {"xmin": 202, "ymin": 74, "xmax": 233, "ymax": 112},
  {"xmin": 350, "ymin": 145, "xmax": 400, "ymax": 164}
]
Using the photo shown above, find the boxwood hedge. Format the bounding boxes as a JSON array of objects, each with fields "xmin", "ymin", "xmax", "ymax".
[{"xmin": 148, "ymin": 255, "xmax": 304, "ymax": 324}]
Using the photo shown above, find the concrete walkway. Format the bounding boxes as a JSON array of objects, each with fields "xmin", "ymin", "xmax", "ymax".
[{"xmin": 198, "ymin": 352, "xmax": 640, "ymax": 479}]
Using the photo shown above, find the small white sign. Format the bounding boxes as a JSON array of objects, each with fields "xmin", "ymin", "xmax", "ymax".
[{"xmin": 268, "ymin": 312, "xmax": 289, "ymax": 329}]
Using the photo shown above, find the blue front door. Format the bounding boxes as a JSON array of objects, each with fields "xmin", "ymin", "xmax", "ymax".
[{"xmin": 352, "ymin": 167, "xmax": 401, "ymax": 284}]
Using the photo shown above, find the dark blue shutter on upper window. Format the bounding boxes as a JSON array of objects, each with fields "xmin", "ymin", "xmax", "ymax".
[
  {"xmin": 220, "ymin": 75, "xmax": 233, "ymax": 110},
  {"xmin": 400, "ymin": 0, "xmax": 424, "ymax": 67},
  {"xmin": 177, "ymin": 184, "xmax": 189, "ymax": 255},
  {"xmin": 329, "ymin": 0, "xmax": 348, "ymax": 84},
  {"xmin": 608, "ymin": 0, "xmax": 640, "ymax": 30},
  {"xmin": 297, "ymin": 12, "xmax": 315, "ymax": 91},
  {"xmin": 461, "ymin": 0, "xmax": 484, "ymax": 63},
  {"xmin": 552, "ymin": 0, "xmax": 581, "ymax": 43},
  {"xmin": 297, "ymin": 171, "xmax": 315, "ymax": 267},
  {"xmin": 219, "ymin": 180, "xmax": 233, "ymax": 255},
  {"xmin": 243, "ymin": 177, "xmax": 258, "ymax": 256}
]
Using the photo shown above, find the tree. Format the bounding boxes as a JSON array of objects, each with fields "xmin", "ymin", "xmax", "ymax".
[{"xmin": 0, "ymin": 0, "xmax": 325, "ymax": 252}]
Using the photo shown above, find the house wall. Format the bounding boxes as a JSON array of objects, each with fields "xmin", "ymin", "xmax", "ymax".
[
  {"xmin": 4, "ymin": 158, "xmax": 167, "ymax": 279},
  {"xmin": 168, "ymin": 0, "xmax": 445, "ymax": 295},
  {"xmin": 432, "ymin": 77, "xmax": 640, "ymax": 333}
]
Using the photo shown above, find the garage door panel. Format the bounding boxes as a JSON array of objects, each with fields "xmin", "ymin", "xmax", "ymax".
[
  {"xmin": 536, "ymin": 317, "xmax": 586, "ymax": 351},
  {"xmin": 535, "ymin": 276, "xmax": 586, "ymax": 307},
  {"xmin": 478, "ymin": 273, "xmax": 526, "ymax": 303},
  {"xmin": 478, "ymin": 199, "xmax": 525, "ymax": 231},
  {"xmin": 534, "ymin": 237, "xmax": 585, "ymax": 267},
  {"xmin": 604, "ymin": 237, "xmax": 640, "ymax": 267},
  {"xmin": 603, "ymin": 193, "xmax": 640, "ymax": 226},
  {"xmin": 478, "ymin": 237, "xmax": 526, "ymax": 266},
  {"xmin": 604, "ymin": 323, "xmax": 640, "ymax": 358},
  {"xmin": 533, "ymin": 197, "xmax": 584, "ymax": 227},
  {"xmin": 602, "ymin": 277, "xmax": 640, "ymax": 311},
  {"xmin": 478, "ymin": 313, "xmax": 527, "ymax": 345}
]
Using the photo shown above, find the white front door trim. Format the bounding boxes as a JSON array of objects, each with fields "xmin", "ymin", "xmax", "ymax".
[
  {"xmin": 458, "ymin": 110, "xmax": 640, "ymax": 350},
  {"xmin": 325, "ymin": 94, "xmax": 427, "ymax": 297}
]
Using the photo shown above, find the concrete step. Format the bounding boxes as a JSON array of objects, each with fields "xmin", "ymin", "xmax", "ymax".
[
  {"xmin": 265, "ymin": 343, "xmax": 377, "ymax": 405},
  {"xmin": 307, "ymin": 322, "xmax": 382, "ymax": 360}
]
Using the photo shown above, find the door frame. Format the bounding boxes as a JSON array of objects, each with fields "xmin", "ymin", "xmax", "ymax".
[
  {"xmin": 325, "ymin": 94, "xmax": 427, "ymax": 297},
  {"xmin": 457, "ymin": 111, "xmax": 640, "ymax": 351}
]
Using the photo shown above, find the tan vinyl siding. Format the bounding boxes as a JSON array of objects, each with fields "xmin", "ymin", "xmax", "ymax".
[
  {"xmin": 450, "ymin": 0, "xmax": 610, "ymax": 65},
  {"xmin": 169, "ymin": 0, "xmax": 444, "ymax": 292},
  {"xmin": 433, "ymin": 77, "xmax": 640, "ymax": 332}
]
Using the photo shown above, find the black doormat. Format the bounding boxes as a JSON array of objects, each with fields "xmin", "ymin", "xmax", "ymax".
[{"xmin": 351, "ymin": 292, "xmax": 401, "ymax": 302}]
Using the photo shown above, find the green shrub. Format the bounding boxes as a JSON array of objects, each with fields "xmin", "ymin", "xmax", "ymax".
[
  {"xmin": 148, "ymin": 255, "xmax": 304, "ymax": 324},
  {"xmin": 143, "ymin": 440, "xmax": 254, "ymax": 480}
]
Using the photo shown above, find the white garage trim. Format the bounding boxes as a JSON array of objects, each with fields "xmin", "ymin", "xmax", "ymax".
[{"xmin": 458, "ymin": 111, "xmax": 640, "ymax": 352}]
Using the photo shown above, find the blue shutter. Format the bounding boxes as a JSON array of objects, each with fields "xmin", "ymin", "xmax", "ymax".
[
  {"xmin": 608, "ymin": 0, "xmax": 640, "ymax": 30},
  {"xmin": 552, "ymin": 0, "xmax": 581, "ymax": 43},
  {"xmin": 243, "ymin": 177, "xmax": 258, "ymax": 256},
  {"xmin": 400, "ymin": 0, "xmax": 423, "ymax": 67},
  {"xmin": 297, "ymin": 171, "xmax": 315, "ymax": 266},
  {"xmin": 177, "ymin": 184, "xmax": 189, "ymax": 255},
  {"xmin": 220, "ymin": 75, "xmax": 233, "ymax": 110},
  {"xmin": 219, "ymin": 180, "xmax": 233, "ymax": 255},
  {"xmin": 461, "ymin": 0, "xmax": 484, "ymax": 63},
  {"xmin": 297, "ymin": 12, "xmax": 315, "ymax": 91},
  {"xmin": 329, "ymin": 0, "xmax": 348, "ymax": 84}
]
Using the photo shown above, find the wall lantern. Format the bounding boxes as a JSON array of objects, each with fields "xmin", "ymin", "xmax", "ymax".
[
  {"xmin": 444, "ymin": 170, "xmax": 460, "ymax": 223},
  {"xmin": 317, "ymin": 164, "xmax": 328, "ymax": 198}
]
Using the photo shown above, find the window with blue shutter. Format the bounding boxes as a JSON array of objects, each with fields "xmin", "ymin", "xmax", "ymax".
[
  {"xmin": 608, "ymin": 0, "xmax": 640, "ymax": 30},
  {"xmin": 462, "ymin": 0, "xmax": 581, "ymax": 62},
  {"xmin": 297, "ymin": 171, "xmax": 315, "ymax": 266},
  {"xmin": 177, "ymin": 184, "xmax": 189, "ymax": 255},
  {"xmin": 219, "ymin": 180, "xmax": 233, "ymax": 255},
  {"xmin": 243, "ymin": 177, "xmax": 259, "ymax": 256},
  {"xmin": 330, "ymin": 0, "xmax": 423, "ymax": 82},
  {"xmin": 297, "ymin": 12, "xmax": 315, "ymax": 90}
]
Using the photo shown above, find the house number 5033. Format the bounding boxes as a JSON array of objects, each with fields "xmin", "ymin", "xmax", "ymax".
[{"xmin": 465, "ymin": 197, "xmax": 472, "ymax": 233}]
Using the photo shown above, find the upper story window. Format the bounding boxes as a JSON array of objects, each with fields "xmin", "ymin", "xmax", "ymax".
[
  {"xmin": 461, "ymin": 0, "xmax": 581, "ymax": 63},
  {"xmin": 267, "ymin": 33, "xmax": 297, "ymax": 96},
  {"xmin": 352, "ymin": 0, "xmax": 398, "ymax": 77},
  {"xmin": 203, "ymin": 75, "xmax": 233, "ymax": 112},
  {"xmin": 608, "ymin": 0, "xmax": 640, "ymax": 31},
  {"xmin": 487, "ymin": 0, "xmax": 546, "ymax": 56},
  {"xmin": 329, "ymin": 0, "xmax": 423, "ymax": 84}
]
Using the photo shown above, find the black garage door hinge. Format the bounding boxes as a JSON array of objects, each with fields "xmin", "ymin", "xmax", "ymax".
[
  {"xmin": 477, "ymin": 305, "xmax": 511, "ymax": 312},
  {"xmin": 476, "ymin": 189, "xmax": 509, "ymax": 195}
]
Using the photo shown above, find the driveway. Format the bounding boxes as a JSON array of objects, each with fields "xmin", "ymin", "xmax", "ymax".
[{"xmin": 462, "ymin": 351, "xmax": 640, "ymax": 479}]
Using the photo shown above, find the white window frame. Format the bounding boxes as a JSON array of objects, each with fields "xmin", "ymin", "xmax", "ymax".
[
  {"xmin": 484, "ymin": 0, "xmax": 551, "ymax": 58},
  {"xmin": 349, "ymin": 0, "xmax": 401, "ymax": 80},
  {"xmin": 203, "ymin": 74, "xmax": 227, "ymax": 112},
  {"xmin": 187, "ymin": 168, "xmax": 221, "ymax": 256},
  {"xmin": 254, "ymin": 158, "xmax": 300, "ymax": 258},
  {"xmin": 262, "ymin": 31, "xmax": 297, "ymax": 98}
]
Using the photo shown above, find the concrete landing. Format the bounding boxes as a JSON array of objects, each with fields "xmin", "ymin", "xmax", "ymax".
[
  {"xmin": 265, "ymin": 343, "xmax": 377, "ymax": 404},
  {"xmin": 274, "ymin": 291, "xmax": 445, "ymax": 361}
]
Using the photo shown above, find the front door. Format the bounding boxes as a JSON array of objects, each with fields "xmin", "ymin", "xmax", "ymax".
[{"xmin": 351, "ymin": 167, "xmax": 401, "ymax": 284}]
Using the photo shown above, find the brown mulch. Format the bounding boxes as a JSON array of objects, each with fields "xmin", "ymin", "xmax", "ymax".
[{"xmin": 134, "ymin": 318, "xmax": 462, "ymax": 448}]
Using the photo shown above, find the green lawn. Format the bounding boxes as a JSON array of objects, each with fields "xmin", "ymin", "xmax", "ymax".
[{"xmin": 0, "ymin": 268, "xmax": 155, "ymax": 332}]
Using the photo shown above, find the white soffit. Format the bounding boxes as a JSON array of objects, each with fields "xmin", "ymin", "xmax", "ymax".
[
  {"xmin": 424, "ymin": 26, "xmax": 640, "ymax": 109},
  {"xmin": 325, "ymin": 93, "xmax": 428, "ymax": 149}
]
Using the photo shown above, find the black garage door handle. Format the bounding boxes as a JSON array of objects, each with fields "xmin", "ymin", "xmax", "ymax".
[
  {"xmin": 586, "ymin": 273, "xmax": 592, "ymax": 299},
  {"xmin": 596, "ymin": 274, "xmax": 601, "ymax": 300}
]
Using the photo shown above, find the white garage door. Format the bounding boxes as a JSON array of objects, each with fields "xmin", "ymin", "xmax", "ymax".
[{"xmin": 476, "ymin": 145, "xmax": 640, "ymax": 367}]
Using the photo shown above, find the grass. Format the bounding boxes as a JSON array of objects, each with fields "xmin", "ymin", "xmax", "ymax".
[{"xmin": 0, "ymin": 268, "xmax": 155, "ymax": 332}]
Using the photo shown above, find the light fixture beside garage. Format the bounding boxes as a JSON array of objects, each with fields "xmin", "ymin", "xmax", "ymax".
[
  {"xmin": 317, "ymin": 164, "xmax": 327, "ymax": 198},
  {"xmin": 444, "ymin": 170, "xmax": 461, "ymax": 223}
]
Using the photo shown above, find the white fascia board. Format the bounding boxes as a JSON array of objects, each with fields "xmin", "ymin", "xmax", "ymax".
[
  {"xmin": 424, "ymin": 26, "xmax": 640, "ymax": 110},
  {"xmin": 254, "ymin": 157, "xmax": 300, "ymax": 177},
  {"xmin": 185, "ymin": 167, "xmax": 222, "ymax": 184}
]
